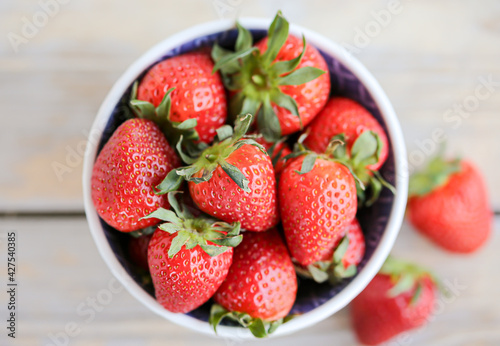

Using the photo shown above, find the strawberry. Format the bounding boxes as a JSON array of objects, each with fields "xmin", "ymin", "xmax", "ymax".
[
  {"xmin": 303, "ymin": 97, "xmax": 393, "ymax": 206},
  {"xmin": 143, "ymin": 193, "xmax": 242, "ymax": 313},
  {"xmin": 340, "ymin": 218, "xmax": 366, "ymax": 269},
  {"xmin": 157, "ymin": 114, "xmax": 279, "ymax": 232},
  {"xmin": 408, "ymin": 156, "xmax": 492, "ymax": 253},
  {"xmin": 135, "ymin": 50, "xmax": 227, "ymax": 144},
  {"xmin": 295, "ymin": 217, "xmax": 365, "ymax": 283},
  {"xmin": 210, "ymin": 229, "xmax": 297, "ymax": 338},
  {"xmin": 351, "ymin": 257, "xmax": 437, "ymax": 345},
  {"xmin": 254, "ymin": 136, "xmax": 292, "ymax": 176},
  {"xmin": 212, "ymin": 11, "xmax": 329, "ymax": 141},
  {"xmin": 279, "ymin": 142, "xmax": 358, "ymax": 268},
  {"xmin": 91, "ymin": 118, "xmax": 181, "ymax": 232},
  {"xmin": 304, "ymin": 97, "xmax": 388, "ymax": 171}
]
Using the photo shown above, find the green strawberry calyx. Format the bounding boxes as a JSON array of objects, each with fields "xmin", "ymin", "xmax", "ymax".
[
  {"xmin": 409, "ymin": 155, "xmax": 461, "ymax": 197},
  {"xmin": 288, "ymin": 131, "xmax": 395, "ymax": 207},
  {"xmin": 212, "ymin": 11, "xmax": 326, "ymax": 142},
  {"xmin": 140, "ymin": 192, "xmax": 242, "ymax": 257},
  {"xmin": 129, "ymin": 82, "xmax": 204, "ymax": 153},
  {"xmin": 294, "ymin": 235, "xmax": 357, "ymax": 284},
  {"xmin": 327, "ymin": 131, "xmax": 396, "ymax": 207},
  {"xmin": 154, "ymin": 113, "xmax": 267, "ymax": 194},
  {"xmin": 209, "ymin": 304, "xmax": 295, "ymax": 338},
  {"xmin": 380, "ymin": 256, "xmax": 440, "ymax": 305},
  {"xmin": 284, "ymin": 133, "xmax": 366, "ymax": 190}
]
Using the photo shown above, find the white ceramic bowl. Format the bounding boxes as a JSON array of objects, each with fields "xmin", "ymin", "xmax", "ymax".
[{"xmin": 83, "ymin": 17, "xmax": 408, "ymax": 339}]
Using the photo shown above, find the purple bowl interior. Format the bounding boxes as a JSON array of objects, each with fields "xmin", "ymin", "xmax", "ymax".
[{"xmin": 94, "ymin": 28, "xmax": 396, "ymax": 322}]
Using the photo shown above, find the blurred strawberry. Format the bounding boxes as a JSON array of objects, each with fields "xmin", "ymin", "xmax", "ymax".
[
  {"xmin": 408, "ymin": 156, "xmax": 492, "ymax": 253},
  {"xmin": 351, "ymin": 257, "xmax": 437, "ymax": 345}
]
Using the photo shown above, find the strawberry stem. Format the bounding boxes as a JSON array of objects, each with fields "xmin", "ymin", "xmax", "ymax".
[
  {"xmin": 294, "ymin": 235, "xmax": 358, "ymax": 285},
  {"xmin": 205, "ymin": 154, "xmax": 218, "ymax": 162},
  {"xmin": 211, "ymin": 11, "xmax": 326, "ymax": 142},
  {"xmin": 209, "ymin": 303, "xmax": 295, "ymax": 338},
  {"xmin": 320, "ymin": 131, "xmax": 396, "ymax": 207},
  {"xmin": 409, "ymin": 154, "xmax": 461, "ymax": 197},
  {"xmin": 140, "ymin": 192, "xmax": 242, "ymax": 258},
  {"xmin": 129, "ymin": 82, "xmax": 203, "ymax": 154},
  {"xmin": 380, "ymin": 256, "xmax": 440, "ymax": 303},
  {"xmin": 154, "ymin": 114, "xmax": 267, "ymax": 194}
]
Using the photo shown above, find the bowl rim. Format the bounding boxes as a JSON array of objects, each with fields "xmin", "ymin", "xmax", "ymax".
[{"xmin": 82, "ymin": 16, "xmax": 408, "ymax": 339}]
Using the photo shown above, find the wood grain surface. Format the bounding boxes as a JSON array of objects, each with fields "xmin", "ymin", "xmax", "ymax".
[
  {"xmin": 1, "ymin": 0, "xmax": 499, "ymax": 345},
  {"xmin": 0, "ymin": 217, "xmax": 498, "ymax": 346}
]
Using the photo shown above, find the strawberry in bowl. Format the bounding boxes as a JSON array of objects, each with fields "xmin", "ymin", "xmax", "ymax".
[{"xmin": 83, "ymin": 11, "xmax": 407, "ymax": 339}]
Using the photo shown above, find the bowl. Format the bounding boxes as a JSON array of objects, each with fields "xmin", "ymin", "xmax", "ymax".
[{"xmin": 83, "ymin": 17, "xmax": 408, "ymax": 339}]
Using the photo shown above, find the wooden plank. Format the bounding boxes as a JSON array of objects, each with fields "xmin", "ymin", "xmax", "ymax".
[
  {"xmin": 0, "ymin": 216, "xmax": 498, "ymax": 345},
  {"xmin": 0, "ymin": 0, "xmax": 499, "ymax": 212}
]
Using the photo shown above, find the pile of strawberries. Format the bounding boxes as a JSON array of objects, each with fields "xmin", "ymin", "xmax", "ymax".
[{"xmin": 90, "ymin": 11, "xmax": 492, "ymax": 343}]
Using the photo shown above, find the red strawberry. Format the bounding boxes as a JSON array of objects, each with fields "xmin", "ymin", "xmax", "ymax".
[
  {"xmin": 212, "ymin": 11, "xmax": 329, "ymax": 141},
  {"xmin": 299, "ymin": 217, "xmax": 367, "ymax": 284},
  {"xmin": 189, "ymin": 144, "xmax": 278, "ymax": 231},
  {"xmin": 210, "ymin": 229, "xmax": 297, "ymax": 337},
  {"xmin": 158, "ymin": 114, "xmax": 279, "ymax": 232},
  {"xmin": 91, "ymin": 119, "xmax": 181, "ymax": 232},
  {"xmin": 408, "ymin": 157, "xmax": 492, "ymax": 253},
  {"xmin": 254, "ymin": 136, "xmax": 292, "ymax": 176},
  {"xmin": 304, "ymin": 97, "xmax": 388, "ymax": 171},
  {"xmin": 303, "ymin": 97, "xmax": 394, "ymax": 206},
  {"xmin": 351, "ymin": 257, "xmax": 437, "ymax": 345},
  {"xmin": 279, "ymin": 150, "xmax": 357, "ymax": 267},
  {"xmin": 136, "ymin": 50, "xmax": 227, "ymax": 143},
  {"xmin": 253, "ymin": 35, "xmax": 330, "ymax": 136},
  {"xmin": 340, "ymin": 218, "xmax": 365, "ymax": 269},
  {"xmin": 144, "ymin": 193, "xmax": 242, "ymax": 313}
]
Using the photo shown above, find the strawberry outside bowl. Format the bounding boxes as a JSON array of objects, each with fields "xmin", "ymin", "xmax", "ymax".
[{"xmin": 82, "ymin": 17, "xmax": 408, "ymax": 339}]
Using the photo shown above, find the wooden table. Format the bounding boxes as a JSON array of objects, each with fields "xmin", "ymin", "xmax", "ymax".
[{"xmin": 1, "ymin": 1, "xmax": 499, "ymax": 345}]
